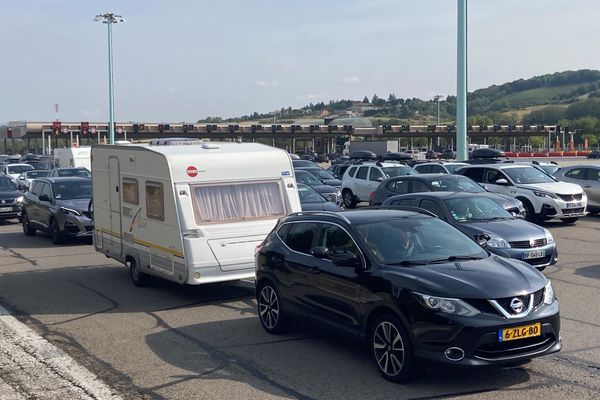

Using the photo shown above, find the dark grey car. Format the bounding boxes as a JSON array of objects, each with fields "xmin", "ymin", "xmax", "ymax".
[
  {"xmin": 21, "ymin": 177, "xmax": 93, "ymax": 244},
  {"xmin": 553, "ymin": 165, "xmax": 600, "ymax": 214},
  {"xmin": 295, "ymin": 167, "xmax": 342, "ymax": 187},
  {"xmin": 295, "ymin": 170, "xmax": 341, "ymax": 204},
  {"xmin": 0, "ymin": 175, "xmax": 23, "ymax": 220},
  {"xmin": 297, "ymin": 184, "xmax": 342, "ymax": 211}
]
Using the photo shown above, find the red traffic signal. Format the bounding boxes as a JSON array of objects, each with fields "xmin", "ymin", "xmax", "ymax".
[
  {"xmin": 52, "ymin": 121, "xmax": 61, "ymax": 133},
  {"xmin": 80, "ymin": 121, "xmax": 89, "ymax": 135}
]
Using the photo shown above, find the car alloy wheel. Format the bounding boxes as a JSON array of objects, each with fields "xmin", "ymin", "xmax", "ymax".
[
  {"xmin": 343, "ymin": 190, "xmax": 356, "ymax": 209},
  {"xmin": 22, "ymin": 214, "xmax": 35, "ymax": 236},
  {"xmin": 258, "ymin": 283, "xmax": 288, "ymax": 334},
  {"xmin": 373, "ymin": 321, "xmax": 405, "ymax": 377},
  {"xmin": 50, "ymin": 219, "xmax": 63, "ymax": 244}
]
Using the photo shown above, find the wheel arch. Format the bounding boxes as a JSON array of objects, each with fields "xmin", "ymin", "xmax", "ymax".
[{"xmin": 362, "ymin": 305, "xmax": 410, "ymax": 340}]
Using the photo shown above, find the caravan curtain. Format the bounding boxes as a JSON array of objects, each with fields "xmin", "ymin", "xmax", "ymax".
[{"xmin": 192, "ymin": 181, "xmax": 286, "ymax": 223}]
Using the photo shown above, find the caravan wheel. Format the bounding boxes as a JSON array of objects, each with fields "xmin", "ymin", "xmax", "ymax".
[{"xmin": 129, "ymin": 258, "xmax": 150, "ymax": 287}]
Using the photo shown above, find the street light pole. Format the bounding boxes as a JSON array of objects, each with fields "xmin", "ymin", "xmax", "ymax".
[
  {"xmin": 94, "ymin": 12, "xmax": 125, "ymax": 145},
  {"xmin": 456, "ymin": 0, "xmax": 468, "ymax": 161}
]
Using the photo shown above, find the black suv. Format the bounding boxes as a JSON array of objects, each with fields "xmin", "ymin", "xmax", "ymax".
[
  {"xmin": 0, "ymin": 174, "xmax": 23, "ymax": 221},
  {"xmin": 255, "ymin": 210, "xmax": 560, "ymax": 382},
  {"xmin": 21, "ymin": 177, "xmax": 93, "ymax": 244}
]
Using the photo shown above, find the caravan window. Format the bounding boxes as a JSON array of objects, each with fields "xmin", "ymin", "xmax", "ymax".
[
  {"xmin": 145, "ymin": 181, "xmax": 164, "ymax": 221},
  {"xmin": 123, "ymin": 178, "xmax": 139, "ymax": 204},
  {"xmin": 192, "ymin": 181, "xmax": 287, "ymax": 223}
]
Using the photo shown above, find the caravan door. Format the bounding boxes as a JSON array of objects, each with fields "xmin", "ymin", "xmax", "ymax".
[{"xmin": 109, "ymin": 157, "xmax": 123, "ymax": 255}]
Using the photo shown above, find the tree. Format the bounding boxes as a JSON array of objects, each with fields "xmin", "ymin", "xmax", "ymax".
[
  {"xmin": 371, "ymin": 94, "xmax": 380, "ymax": 105},
  {"xmin": 362, "ymin": 96, "xmax": 369, "ymax": 104},
  {"xmin": 523, "ymin": 106, "xmax": 566, "ymax": 125}
]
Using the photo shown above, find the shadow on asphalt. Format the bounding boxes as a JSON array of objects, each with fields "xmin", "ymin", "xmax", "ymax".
[{"xmin": 0, "ymin": 228, "xmax": 92, "ymax": 248}]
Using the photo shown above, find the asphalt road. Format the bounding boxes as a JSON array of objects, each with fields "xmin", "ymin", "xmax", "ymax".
[{"xmin": 1, "ymin": 158, "xmax": 600, "ymax": 399}]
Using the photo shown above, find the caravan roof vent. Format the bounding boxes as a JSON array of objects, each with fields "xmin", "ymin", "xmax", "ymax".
[
  {"xmin": 149, "ymin": 138, "xmax": 204, "ymax": 146},
  {"xmin": 201, "ymin": 142, "xmax": 220, "ymax": 149}
]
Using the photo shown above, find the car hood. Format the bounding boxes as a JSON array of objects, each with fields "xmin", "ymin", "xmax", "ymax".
[
  {"xmin": 301, "ymin": 202, "xmax": 342, "ymax": 212},
  {"xmin": 517, "ymin": 181, "xmax": 583, "ymax": 194},
  {"xmin": 383, "ymin": 256, "xmax": 546, "ymax": 299},
  {"xmin": 55, "ymin": 198, "xmax": 91, "ymax": 212},
  {"xmin": 481, "ymin": 193, "xmax": 523, "ymax": 209},
  {"xmin": 322, "ymin": 178, "xmax": 342, "ymax": 187},
  {"xmin": 311, "ymin": 185, "xmax": 338, "ymax": 194},
  {"xmin": 0, "ymin": 190, "xmax": 22, "ymax": 200},
  {"xmin": 457, "ymin": 218, "xmax": 548, "ymax": 242}
]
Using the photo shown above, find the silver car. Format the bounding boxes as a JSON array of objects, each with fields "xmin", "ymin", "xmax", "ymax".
[
  {"xmin": 16, "ymin": 170, "xmax": 50, "ymax": 191},
  {"xmin": 554, "ymin": 165, "xmax": 600, "ymax": 215}
]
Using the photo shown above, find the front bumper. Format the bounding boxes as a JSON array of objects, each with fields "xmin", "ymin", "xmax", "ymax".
[
  {"xmin": 0, "ymin": 204, "xmax": 22, "ymax": 220},
  {"xmin": 490, "ymin": 244, "xmax": 558, "ymax": 268},
  {"xmin": 538, "ymin": 198, "xmax": 588, "ymax": 220},
  {"xmin": 60, "ymin": 215, "xmax": 93, "ymax": 237},
  {"xmin": 411, "ymin": 300, "xmax": 561, "ymax": 366}
]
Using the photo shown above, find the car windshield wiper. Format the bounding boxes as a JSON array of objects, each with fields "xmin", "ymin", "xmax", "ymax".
[
  {"xmin": 386, "ymin": 260, "xmax": 428, "ymax": 267},
  {"xmin": 426, "ymin": 255, "xmax": 485, "ymax": 263},
  {"xmin": 473, "ymin": 216, "xmax": 510, "ymax": 222}
]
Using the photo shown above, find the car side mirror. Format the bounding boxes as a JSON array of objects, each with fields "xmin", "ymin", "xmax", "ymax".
[
  {"xmin": 39, "ymin": 194, "xmax": 51, "ymax": 202},
  {"xmin": 376, "ymin": 177, "xmax": 383, "ymax": 182},
  {"xmin": 475, "ymin": 233, "xmax": 491, "ymax": 247},
  {"xmin": 495, "ymin": 178, "xmax": 509, "ymax": 186},
  {"xmin": 310, "ymin": 246, "xmax": 330, "ymax": 259},
  {"xmin": 330, "ymin": 251, "xmax": 360, "ymax": 268}
]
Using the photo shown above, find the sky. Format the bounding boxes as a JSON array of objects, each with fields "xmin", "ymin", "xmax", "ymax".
[{"xmin": 1, "ymin": 0, "xmax": 600, "ymax": 123}]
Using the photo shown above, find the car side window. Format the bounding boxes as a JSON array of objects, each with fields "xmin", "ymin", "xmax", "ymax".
[
  {"xmin": 565, "ymin": 168, "xmax": 585, "ymax": 180},
  {"xmin": 419, "ymin": 199, "xmax": 445, "ymax": 219},
  {"xmin": 356, "ymin": 166, "xmax": 369, "ymax": 180},
  {"xmin": 276, "ymin": 223, "xmax": 292, "ymax": 242},
  {"xmin": 430, "ymin": 165, "xmax": 446, "ymax": 173},
  {"xmin": 369, "ymin": 168, "xmax": 383, "ymax": 182},
  {"xmin": 40, "ymin": 183, "xmax": 52, "ymax": 200},
  {"xmin": 415, "ymin": 165, "xmax": 431, "ymax": 173},
  {"xmin": 319, "ymin": 224, "xmax": 359, "ymax": 259},
  {"xmin": 411, "ymin": 181, "xmax": 430, "ymax": 193},
  {"xmin": 30, "ymin": 181, "xmax": 42, "ymax": 195},
  {"xmin": 285, "ymin": 222, "xmax": 320, "ymax": 254},
  {"xmin": 484, "ymin": 169, "xmax": 508, "ymax": 184},
  {"xmin": 389, "ymin": 179, "xmax": 409, "ymax": 194},
  {"xmin": 391, "ymin": 198, "xmax": 417, "ymax": 207},
  {"xmin": 587, "ymin": 168, "xmax": 600, "ymax": 181},
  {"xmin": 462, "ymin": 168, "xmax": 483, "ymax": 182},
  {"xmin": 347, "ymin": 167, "xmax": 357, "ymax": 178}
]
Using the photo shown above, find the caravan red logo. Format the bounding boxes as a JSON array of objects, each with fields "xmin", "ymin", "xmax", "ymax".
[{"xmin": 186, "ymin": 166, "xmax": 198, "ymax": 177}]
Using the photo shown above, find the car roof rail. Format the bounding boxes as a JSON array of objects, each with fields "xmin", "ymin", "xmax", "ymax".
[
  {"xmin": 287, "ymin": 211, "xmax": 351, "ymax": 224},
  {"xmin": 369, "ymin": 205, "xmax": 437, "ymax": 218}
]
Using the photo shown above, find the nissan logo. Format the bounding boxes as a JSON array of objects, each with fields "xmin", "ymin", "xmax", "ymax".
[{"xmin": 510, "ymin": 298, "xmax": 525, "ymax": 313}]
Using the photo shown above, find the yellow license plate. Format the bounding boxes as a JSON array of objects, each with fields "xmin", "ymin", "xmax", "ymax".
[{"xmin": 499, "ymin": 323, "xmax": 541, "ymax": 342}]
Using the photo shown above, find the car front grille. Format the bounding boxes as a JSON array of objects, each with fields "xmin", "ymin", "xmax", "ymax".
[
  {"xmin": 557, "ymin": 193, "xmax": 583, "ymax": 202},
  {"xmin": 0, "ymin": 198, "xmax": 15, "ymax": 205},
  {"xmin": 509, "ymin": 238, "xmax": 547, "ymax": 248},
  {"xmin": 561, "ymin": 207, "xmax": 585, "ymax": 214},
  {"xmin": 467, "ymin": 287, "xmax": 546, "ymax": 317},
  {"xmin": 525, "ymin": 255, "xmax": 553, "ymax": 266},
  {"xmin": 532, "ymin": 288, "xmax": 545, "ymax": 307},
  {"xmin": 474, "ymin": 333, "xmax": 557, "ymax": 360},
  {"xmin": 323, "ymin": 193, "xmax": 338, "ymax": 202}
]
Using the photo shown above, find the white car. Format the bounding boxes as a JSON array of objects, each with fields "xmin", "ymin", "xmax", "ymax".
[
  {"xmin": 1, "ymin": 163, "xmax": 34, "ymax": 184},
  {"xmin": 341, "ymin": 161, "xmax": 417, "ymax": 208},
  {"xmin": 458, "ymin": 164, "xmax": 587, "ymax": 223}
]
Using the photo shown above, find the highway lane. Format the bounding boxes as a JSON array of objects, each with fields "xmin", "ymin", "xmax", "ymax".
[{"xmin": 0, "ymin": 215, "xmax": 599, "ymax": 399}]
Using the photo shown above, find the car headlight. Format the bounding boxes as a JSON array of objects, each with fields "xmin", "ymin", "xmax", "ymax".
[
  {"xmin": 414, "ymin": 292, "xmax": 480, "ymax": 317},
  {"xmin": 543, "ymin": 281, "xmax": 556, "ymax": 305},
  {"xmin": 486, "ymin": 235, "xmax": 511, "ymax": 248},
  {"xmin": 335, "ymin": 188, "xmax": 341, "ymax": 197},
  {"xmin": 533, "ymin": 190, "xmax": 557, "ymax": 199},
  {"xmin": 60, "ymin": 207, "xmax": 81, "ymax": 216},
  {"xmin": 544, "ymin": 229, "xmax": 555, "ymax": 244},
  {"xmin": 15, "ymin": 196, "xmax": 24, "ymax": 204}
]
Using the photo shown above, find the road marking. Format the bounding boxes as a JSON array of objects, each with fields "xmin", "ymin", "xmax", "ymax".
[{"xmin": 0, "ymin": 305, "xmax": 123, "ymax": 400}]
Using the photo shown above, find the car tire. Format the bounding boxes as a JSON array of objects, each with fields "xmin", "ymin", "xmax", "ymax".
[
  {"xmin": 342, "ymin": 189, "xmax": 357, "ymax": 209},
  {"xmin": 536, "ymin": 266, "xmax": 547, "ymax": 272},
  {"xmin": 370, "ymin": 313, "xmax": 418, "ymax": 383},
  {"xmin": 588, "ymin": 210, "xmax": 599, "ymax": 215},
  {"xmin": 561, "ymin": 217, "xmax": 578, "ymax": 224},
  {"xmin": 129, "ymin": 258, "xmax": 150, "ymax": 287},
  {"xmin": 257, "ymin": 281, "xmax": 289, "ymax": 334},
  {"xmin": 22, "ymin": 213, "xmax": 36, "ymax": 236},
  {"xmin": 49, "ymin": 219, "xmax": 64, "ymax": 244},
  {"xmin": 521, "ymin": 200, "xmax": 540, "ymax": 224}
]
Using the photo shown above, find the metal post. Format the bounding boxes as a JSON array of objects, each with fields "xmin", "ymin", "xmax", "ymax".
[
  {"xmin": 456, "ymin": 0, "xmax": 468, "ymax": 161},
  {"xmin": 562, "ymin": 128, "xmax": 565, "ymax": 151},
  {"xmin": 70, "ymin": 131, "xmax": 73, "ymax": 147},
  {"xmin": 42, "ymin": 131, "xmax": 45, "ymax": 155},
  {"xmin": 108, "ymin": 21, "xmax": 115, "ymax": 145}
]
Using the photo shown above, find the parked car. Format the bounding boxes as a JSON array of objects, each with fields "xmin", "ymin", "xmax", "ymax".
[
  {"xmin": 48, "ymin": 167, "xmax": 92, "ymax": 178},
  {"xmin": 2, "ymin": 163, "xmax": 34, "ymax": 183},
  {"xmin": 341, "ymin": 162, "xmax": 417, "ymax": 208},
  {"xmin": 440, "ymin": 149, "xmax": 456, "ymax": 159},
  {"xmin": 553, "ymin": 165, "xmax": 600, "ymax": 215},
  {"xmin": 369, "ymin": 174, "xmax": 525, "ymax": 216},
  {"xmin": 425, "ymin": 150, "xmax": 439, "ymax": 160},
  {"xmin": 413, "ymin": 161, "xmax": 470, "ymax": 174},
  {"xmin": 457, "ymin": 164, "xmax": 587, "ymax": 223},
  {"xmin": 295, "ymin": 167, "xmax": 342, "ymax": 187},
  {"xmin": 0, "ymin": 174, "xmax": 23, "ymax": 221},
  {"xmin": 586, "ymin": 150, "xmax": 600, "ymax": 159},
  {"xmin": 327, "ymin": 163, "xmax": 352, "ymax": 179},
  {"xmin": 382, "ymin": 192, "xmax": 557, "ymax": 270},
  {"xmin": 295, "ymin": 170, "xmax": 341, "ymax": 204},
  {"xmin": 297, "ymin": 184, "xmax": 342, "ymax": 211},
  {"xmin": 16, "ymin": 170, "xmax": 50, "ymax": 191},
  {"xmin": 292, "ymin": 159, "xmax": 320, "ymax": 169},
  {"xmin": 255, "ymin": 209, "xmax": 561, "ymax": 382},
  {"xmin": 21, "ymin": 177, "xmax": 93, "ymax": 244}
]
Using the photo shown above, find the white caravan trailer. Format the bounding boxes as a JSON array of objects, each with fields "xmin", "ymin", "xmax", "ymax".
[
  {"xmin": 53, "ymin": 147, "xmax": 92, "ymax": 170},
  {"xmin": 91, "ymin": 139, "xmax": 301, "ymax": 286}
]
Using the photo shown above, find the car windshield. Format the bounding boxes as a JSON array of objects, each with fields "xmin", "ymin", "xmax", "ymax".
[
  {"xmin": 429, "ymin": 176, "xmax": 485, "ymax": 193},
  {"xmin": 26, "ymin": 171, "xmax": 49, "ymax": 179},
  {"xmin": 7, "ymin": 165, "xmax": 33, "ymax": 174},
  {"xmin": 445, "ymin": 164, "xmax": 469, "ymax": 174},
  {"xmin": 52, "ymin": 181, "xmax": 92, "ymax": 200},
  {"xmin": 314, "ymin": 170, "xmax": 336, "ymax": 180},
  {"xmin": 540, "ymin": 165, "xmax": 560, "ymax": 176},
  {"xmin": 444, "ymin": 196, "xmax": 513, "ymax": 222},
  {"xmin": 504, "ymin": 167, "xmax": 555, "ymax": 184},
  {"xmin": 57, "ymin": 169, "xmax": 92, "ymax": 178},
  {"xmin": 0, "ymin": 176, "xmax": 17, "ymax": 190},
  {"xmin": 295, "ymin": 171, "xmax": 321, "ymax": 186},
  {"xmin": 298, "ymin": 184, "xmax": 326, "ymax": 203},
  {"xmin": 355, "ymin": 216, "xmax": 487, "ymax": 264},
  {"xmin": 382, "ymin": 166, "xmax": 417, "ymax": 178}
]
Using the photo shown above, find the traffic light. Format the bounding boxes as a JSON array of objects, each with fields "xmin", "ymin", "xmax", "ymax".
[
  {"xmin": 228, "ymin": 124, "xmax": 239, "ymax": 133},
  {"xmin": 80, "ymin": 121, "xmax": 89, "ymax": 135},
  {"xmin": 479, "ymin": 125, "xmax": 487, "ymax": 131},
  {"xmin": 158, "ymin": 124, "xmax": 164, "ymax": 133},
  {"xmin": 564, "ymin": 126, "xmax": 569, "ymax": 134},
  {"xmin": 383, "ymin": 125, "xmax": 392, "ymax": 133},
  {"xmin": 52, "ymin": 121, "xmax": 61, "ymax": 134},
  {"xmin": 133, "ymin": 123, "xmax": 139, "ymax": 133},
  {"xmin": 401, "ymin": 125, "xmax": 410, "ymax": 131},
  {"xmin": 251, "ymin": 124, "xmax": 262, "ymax": 133},
  {"xmin": 328, "ymin": 125, "xmax": 337, "ymax": 133},
  {"xmin": 427, "ymin": 125, "xmax": 436, "ymax": 132},
  {"xmin": 555, "ymin": 125, "xmax": 561, "ymax": 133}
]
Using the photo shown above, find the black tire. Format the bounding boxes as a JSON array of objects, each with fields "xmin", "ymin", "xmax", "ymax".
[
  {"xmin": 520, "ymin": 200, "xmax": 539, "ymax": 224},
  {"xmin": 370, "ymin": 313, "xmax": 418, "ymax": 383},
  {"xmin": 257, "ymin": 281, "xmax": 288, "ymax": 334},
  {"xmin": 342, "ymin": 189, "xmax": 357, "ymax": 209},
  {"xmin": 536, "ymin": 266, "xmax": 547, "ymax": 272},
  {"xmin": 589, "ymin": 210, "xmax": 599, "ymax": 215},
  {"xmin": 49, "ymin": 219, "xmax": 64, "ymax": 244},
  {"xmin": 22, "ymin": 213, "xmax": 36, "ymax": 236},
  {"xmin": 561, "ymin": 217, "xmax": 578, "ymax": 224},
  {"xmin": 129, "ymin": 258, "xmax": 150, "ymax": 287}
]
